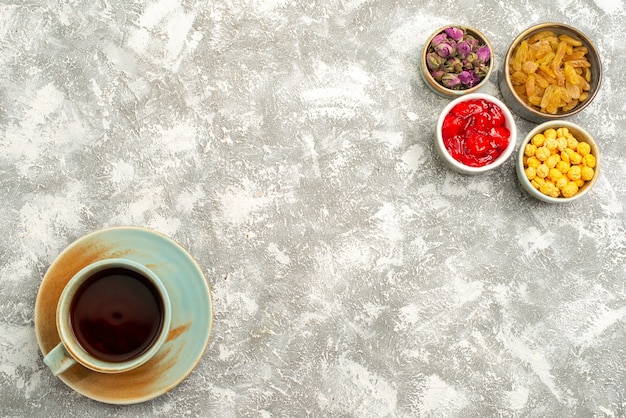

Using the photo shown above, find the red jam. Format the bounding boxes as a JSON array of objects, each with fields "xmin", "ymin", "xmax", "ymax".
[{"xmin": 441, "ymin": 98, "xmax": 511, "ymax": 167}]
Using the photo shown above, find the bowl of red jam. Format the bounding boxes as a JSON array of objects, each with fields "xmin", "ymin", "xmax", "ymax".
[{"xmin": 436, "ymin": 93, "xmax": 517, "ymax": 175}]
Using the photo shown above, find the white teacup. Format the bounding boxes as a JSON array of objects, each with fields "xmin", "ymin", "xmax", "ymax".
[{"xmin": 44, "ymin": 258, "xmax": 171, "ymax": 375}]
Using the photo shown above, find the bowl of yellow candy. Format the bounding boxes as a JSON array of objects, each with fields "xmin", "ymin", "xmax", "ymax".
[
  {"xmin": 499, "ymin": 22, "xmax": 602, "ymax": 123},
  {"xmin": 517, "ymin": 121, "xmax": 600, "ymax": 203}
]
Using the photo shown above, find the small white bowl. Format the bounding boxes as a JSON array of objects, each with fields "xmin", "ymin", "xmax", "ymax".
[
  {"xmin": 516, "ymin": 120, "xmax": 601, "ymax": 203},
  {"xmin": 435, "ymin": 93, "xmax": 517, "ymax": 175}
]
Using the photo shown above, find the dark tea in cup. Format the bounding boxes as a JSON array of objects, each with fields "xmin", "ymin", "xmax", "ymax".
[
  {"xmin": 70, "ymin": 267, "xmax": 165, "ymax": 363},
  {"xmin": 44, "ymin": 258, "xmax": 171, "ymax": 376}
]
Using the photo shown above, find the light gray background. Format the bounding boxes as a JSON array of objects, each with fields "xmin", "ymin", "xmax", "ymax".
[{"xmin": 1, "ymin": 0, "xmax": 625, "ymax": 416}]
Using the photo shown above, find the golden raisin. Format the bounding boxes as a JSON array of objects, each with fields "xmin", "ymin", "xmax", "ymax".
[{"xmin": 509, "ymin": 31, "xmax": 592, "ymax": 114}]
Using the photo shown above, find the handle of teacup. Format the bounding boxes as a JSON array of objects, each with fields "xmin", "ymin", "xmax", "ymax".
[{"xmin": 44, "ymin": 343, "xmax": 77, "ymax": 375}]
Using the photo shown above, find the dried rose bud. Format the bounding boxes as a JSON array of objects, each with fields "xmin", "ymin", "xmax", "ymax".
[
  {"xmin": 434, "ymin": 41, "xmax": 456, "ymax": 58},
  {"xmin": 474, "ymin": 64, "xmax": 490, "ymax": 78},
  {"xmin": 456, "ymin": 41, "xmax": 472, "ymax": 59},
  {"xmin": 459, "ymin": 70, "xmax": 479, "ymax": 87},
  {"xmin": 442, "ymin": 73, "xmax": 462, "ymax": 88},
  {"xmin": 465, "ymin": 52, "xmax": 478, "ymax": 64},
  {"xmin": 430, "ymin": 32, "xmax": 448, "ymax": 47},
  {"xmin": 477, "ymin": 45, "xmax": 491, "ymax": 64},
  {"xmin": 444, "ymin": 27, "xmax": 464, "ymax": 42},
  {"xmin": 426, "ymin": 52, "xmax": 446, "ymax": 71},
  {"xmin": 430, "ymin": 69, "xmax": 445, "ymax": 81},
  {"xmin": 444, "ymin": 57, "xmax": 463, "ymax": 73},
  {"xmin": 464, "ymin": 34, "xmax": 479, "ymax": 51}
]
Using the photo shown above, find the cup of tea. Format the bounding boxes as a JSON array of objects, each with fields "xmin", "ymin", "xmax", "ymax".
[{"xmin": 44, "ymin": 258, "xmax": 172, "ymax": 375}]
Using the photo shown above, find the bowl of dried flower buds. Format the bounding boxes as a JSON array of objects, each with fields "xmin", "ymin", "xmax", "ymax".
[
  {"xmin": 517, "ymin": 120, "xmax": 601, "ymax": 203},
  {"xmin": 421, "ymin": 25, "xmax": 494, "ymax": 98},
  {"xmin": 499, "ymin": 22, "xmax": 602, "ymax": 123}
]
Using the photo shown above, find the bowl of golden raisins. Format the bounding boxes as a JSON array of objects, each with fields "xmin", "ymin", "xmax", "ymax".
[
  {"xmin": 517, "ymin": 121, "xmax": 600, "ymax": 203},
  {"xmin": 499, "ymin": 22, "xmax": 602, "ymax": 123}
]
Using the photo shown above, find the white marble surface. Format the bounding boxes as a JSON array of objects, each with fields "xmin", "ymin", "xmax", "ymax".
[{"xmin": 1, "ymin": 0, "xmax": 625, "ymax": 416}]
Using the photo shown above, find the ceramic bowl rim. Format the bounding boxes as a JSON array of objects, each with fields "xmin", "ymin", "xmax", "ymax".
[
  {"xmin": 516, "ymin": 120, "xmax": 601, "ymax": 203},
  {"xmin": 436, "ymin": 92, "xmax": 518, "ymax": 174},
  {"xmin": 502, "ymin": 22, "xmax": 602, "ymax": 120},
  {"xmin": 421, "ymin": 25, "xmax": 495, "ymax": 97}
]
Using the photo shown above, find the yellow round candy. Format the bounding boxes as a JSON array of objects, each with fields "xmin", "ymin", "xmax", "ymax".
[
  {"xmin": 566, "ymin": 134, "xmax": 578, "ymax": 149},
  {"xmin": 545, "ymin": 154, "xmax": 561, "ymax": 169},
  {"xmin": 525, "ymin": 166, "xmax": 536, "ymax": 180},
  {"xmin": 576, "ymin": 141, "xmax": 591, "ymax": 156},
  {"xmin": 545, "ymin": 138, "xmax": 558, "ymax": 151},
  {"xmin": 561, "ymin": 181, "xmax": 579, "ymax": 198},
  {"xmin": 525, "ymin": 143, "xmax": 537, "ymax": 157},
  {"xmin": 544, "ymin": 128, "xmax": 557, "ymax": 140},
  {"xmin": 569, "ymin": 152, "xmax": 583, "ymax": 165},
  {"xmin": 581, "ymin": 166, "xmax": 595, "ymax": 181},
  {"xmin": 527, "ymin": 156, "xmax": 541, "ymax": 168},
  {"xmin": 549, "ymin": 168, "xmax": 563, "ymax": 181},
  {"xmin": 567, "ymin": 165, "xmax": 582, "ymax": 181},
  {"xmin": 536, "ymin": 164, "xmax": 549, "ymax": 178},
  {"xmin": 583, "ymin": 153, "xmax": 596, "ymax": 168},
  {"xmin": 535, "ymin": 146, "xmax": 551, "ymax": 161},
  {"xmin": 540, "ymin": 181, "xmax": 560, "ymax": 198},
  {"xmin": 531, "ymin": 177, "xmax": 545, "ymax": 189},
  {"xmin": 555, "ymin": 160, "xmax": 570, "ymax": 174},
  {"xmin": 531, "ymin": 133, "xmax": 546, "ymax": 147},
  {"xmin": 555, "ymin": 176, "xmax": 568, "ymax": 189}
]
